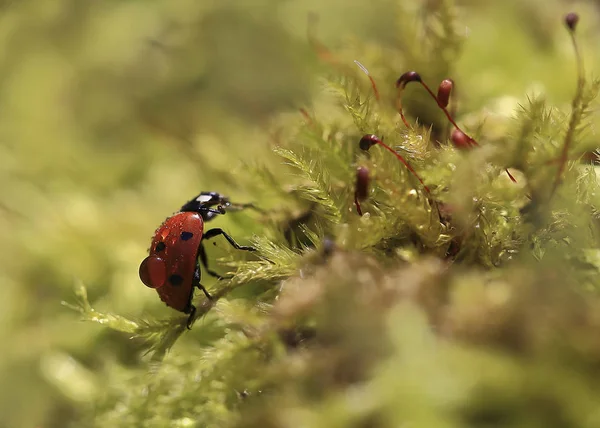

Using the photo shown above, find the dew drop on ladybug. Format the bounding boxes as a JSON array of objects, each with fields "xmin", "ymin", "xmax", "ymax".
[{"xmin": 139, "ymin": 255, "xmax": 168, "ymax": 289}]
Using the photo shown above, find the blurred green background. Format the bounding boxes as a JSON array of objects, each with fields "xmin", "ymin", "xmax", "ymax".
[{"xmin": 0, "ymin": 0, "xmax": 599, "ymax": 427}]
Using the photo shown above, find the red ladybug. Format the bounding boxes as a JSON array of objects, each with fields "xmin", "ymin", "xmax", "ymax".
[{"xmin": 139, "ymin": 192, "xmax": 255, "ymax": 328}]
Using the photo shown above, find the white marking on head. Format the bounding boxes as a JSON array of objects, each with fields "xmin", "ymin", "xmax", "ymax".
[{"xmin": 196, "ymin": 194, "xmax": 213, "ymax": 203}]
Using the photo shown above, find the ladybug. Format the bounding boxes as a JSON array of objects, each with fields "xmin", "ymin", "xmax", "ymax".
[{"xmin": 139, "ymin": 192, "xmax": 255, "ymax": 328}]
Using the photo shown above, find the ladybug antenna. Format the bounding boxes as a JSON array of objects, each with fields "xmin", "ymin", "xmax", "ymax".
[
  {"xmin": 359, "ymin": 134, "xmax": 430, "ymax": 194},
  {"xmin": 354, "ymin": 60, "xmax": 380, "ymax": 102},
  {"xmin": 354, "ymin": 166, "xmax": 370, "ymax": 216},
  {"xmin": 228, "ymin": 202, "xmax": 266, "ymax": 214}
]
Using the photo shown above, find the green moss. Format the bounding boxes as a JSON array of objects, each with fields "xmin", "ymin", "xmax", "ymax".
[{"xmin": 3, "ymin": 1, "xmax": 600, "ymax": 427}]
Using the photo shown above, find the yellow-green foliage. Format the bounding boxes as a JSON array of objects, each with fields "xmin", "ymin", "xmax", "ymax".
[{"xmin": 3, "ymin": 1, "xmax": 600, "ymax": 428}]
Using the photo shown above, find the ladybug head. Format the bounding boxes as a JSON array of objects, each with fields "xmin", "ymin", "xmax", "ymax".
[
  {"xmin": 180, "ymin": 192, "xmax": 230, "ymax": 220},
  {"xmin": 195, "ymin": 192, "xmax": 230, "ymax": 210}
]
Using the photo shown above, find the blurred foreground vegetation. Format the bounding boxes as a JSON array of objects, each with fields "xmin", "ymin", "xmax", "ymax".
[{"xmin": 2, "ymin": 0, "xmax": 600, "ymax": 427}]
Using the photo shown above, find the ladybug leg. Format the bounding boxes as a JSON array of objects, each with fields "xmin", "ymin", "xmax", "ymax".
[
  {"xmin": 203, "ymin": 228, "xmax": 256, "ymax": 252},
  {"xmin": 193, "ymin": 263, "xmax": 213, "ymax": 300},
  {"xmin": 186, "ymin": 266, "xmax": 212, "ymax": 330},
  {"xmin": 186, "ymin": 305, "xmax": 196, "ymax": 330},
  {"xmin": 199, "ymin": 242, "xmax": 231, "ymax": 280}
]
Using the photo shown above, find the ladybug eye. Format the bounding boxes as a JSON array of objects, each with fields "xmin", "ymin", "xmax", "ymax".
[{"xmin": 139, "ymin": 256, "xmax": 167, "ymax": 289}]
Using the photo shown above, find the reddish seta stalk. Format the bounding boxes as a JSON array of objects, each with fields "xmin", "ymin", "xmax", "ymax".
[
  {"xmin": 359, "ymin": 134, "xmax": 431, "ymax": 194},
  {"xmin": 551, "ymin": 12, "xmax": 584, "ymax": 197},
  {"xmin": 354, "ymin": 60, "xmax": 381, "ymax": 102}
]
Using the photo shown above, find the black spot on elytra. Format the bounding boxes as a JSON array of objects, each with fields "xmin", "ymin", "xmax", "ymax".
[
  {"xmin": 155, "ymin": 242, "xmax": 166, "ymax": 252},
  {"xmin": 180, "ymin": 231, "xmax": 194, "ymax": 241},
  {"xmin": 169, "ymin": 274, "xmax": 184, "ymax": 286}
]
